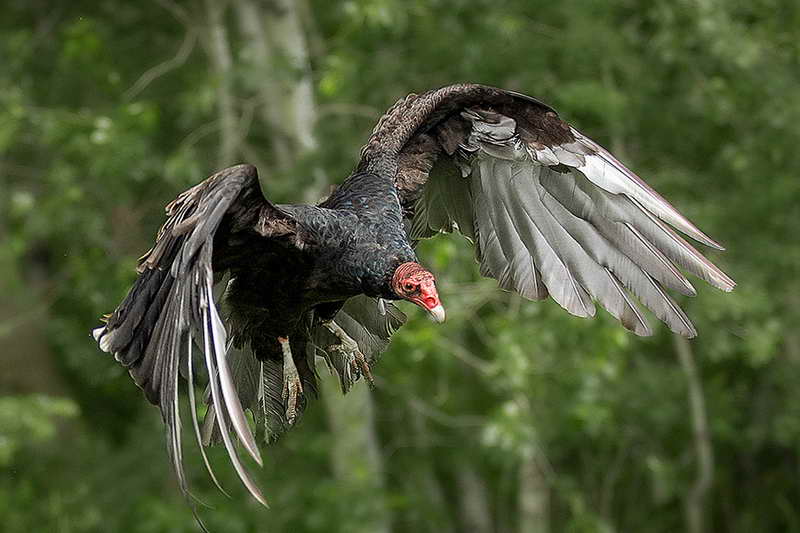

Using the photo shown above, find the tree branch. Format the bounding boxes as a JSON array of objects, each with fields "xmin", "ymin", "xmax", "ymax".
[
  {"xmin": 674, "ymin": 335, "xmax": 714, "ymax": 533},
  {"xmin": 124, "ymin": 28, "xmax": 197, "ymax": 101}
]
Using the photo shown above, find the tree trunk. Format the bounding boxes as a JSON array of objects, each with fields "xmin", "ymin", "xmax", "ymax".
[
  {"xmin": 519, "ymin": 455, "xmax": 549, "ymax": 533},
  {"xmin": 261, "ymin": 0, "xmax": 318, "ymax": 154},
  {"xmin": 321, "ymin": 375, "xmax": 390, "ymax": 533},
  {"xmin": 456, "ymin": 465, "xmax": 492, "ymax": 533},
  {"xmin": 205, "ymin": 0, "xmax": 238, "ymax": 167},
  {"xmin": 408, "ymin": 403, "xmax": 455, "ymax": 533},
  {"xmin": 674, "ymin": 335, "xmax": 714, "ymax": 533},
  {"xmin": 261, "ymin": 0, "xmax": 327, "ymax": 201},
  {"xmin": 234, "ymin": 0, "xmax": 293, "ymax": 170}
]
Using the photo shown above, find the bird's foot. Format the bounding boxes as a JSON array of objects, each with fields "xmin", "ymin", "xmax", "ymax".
[
  {"xmin": 322, "ymin": 320, "xmax": 373, "ymax": 386},
  {"xmin": 278, "ymin": 336, "xmax": 303, "ymax": 425}
]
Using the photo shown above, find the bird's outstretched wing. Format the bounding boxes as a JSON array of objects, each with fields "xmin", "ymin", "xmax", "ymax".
[
  {"xmin": 358, "ymin": 84, "xmax": 735, "ymax": 337},
  {"xmin": 93, "ymin": 164, "xmax": 299, "ymax": 506}
]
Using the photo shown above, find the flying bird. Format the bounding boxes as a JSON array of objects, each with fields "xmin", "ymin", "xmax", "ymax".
[{"xmin": 93, "ymin": 84, "xmax": 734, "ymax": 505}]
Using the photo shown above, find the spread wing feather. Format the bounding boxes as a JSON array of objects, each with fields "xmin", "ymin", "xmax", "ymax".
[
  {"xmin": 365, "ymin": 84, "xmax": 734, "ymax": 337},
  {"xmin": 92, "ymin": 164, "xmax": 296, "ymax": 505},
  {"xmin": 479, "ymin": 156, "xmax": 581, "ymax": 307},
  {"xmin": 538, "ymin": 170, "xmax": 697, "ymax": 296}
]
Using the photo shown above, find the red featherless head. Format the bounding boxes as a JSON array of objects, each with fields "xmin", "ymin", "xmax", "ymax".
[{"xmin": 391, "ymin": 262, "xmax": 445, "ymax": 323}]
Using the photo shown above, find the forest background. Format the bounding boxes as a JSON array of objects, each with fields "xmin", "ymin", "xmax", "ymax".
[{"xmin": 1, "ymin": 1, "xmax": 798, "ymax": 532}]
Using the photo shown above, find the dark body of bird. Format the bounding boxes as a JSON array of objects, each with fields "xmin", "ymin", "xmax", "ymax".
[
  {"xmin": 93, "ymin": 84, "xmax": 734, "ymax": 507},
  {"xmin": 218, "ymin": 170, "xmax": 417, "ymax": 378}
]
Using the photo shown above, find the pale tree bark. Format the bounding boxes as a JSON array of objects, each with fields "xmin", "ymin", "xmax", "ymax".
[
  {"xmin": 234, "ymin": 0, "xmax": 293, "ymax": 170},
  {"xmin": 295, "ymin": 0, "xmax": 326, "ymax": 61},
  {"xmin": 517, "ymin": 393, "xmax": 549, "ymax": 533},
  {"xmin": 598, "ymin": 429, "xmax": 631, "ymax": 528},
  {"xmin": 261, "ymin": 0, "xmax": 318, "ymax": 153},
  {"xmin": 260, "ymin": 0, "xmax": 327, "ymax": 201},
  {"xmin": 456, "ymin": 465, "xmax": 493, "ymax": 533},
  {"xmin": 519, "ymin": 454, "xmax": 549, "ymax": 533},
  {"xmin": 674, "ymin": 335, "xmax": 714, "ymax": 533},
  {"xmin": 205, "ymin": 0, "xmax": 238, "ymax": 168},
  {"xmin": 234, "ymin": 0, "xmax": 326, "ymax": 197},
  {"xmin": 408, "ymin": 404, "xmax": 454, "ymax": 533},
  {"xmin": 322, "ymin": 375, "xmax": 391, "ymax": 533}
]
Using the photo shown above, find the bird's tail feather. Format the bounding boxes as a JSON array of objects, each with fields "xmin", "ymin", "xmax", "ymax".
[{"xmin": 202, "ymin": 333, "xmax": 319, "ymax": 447}]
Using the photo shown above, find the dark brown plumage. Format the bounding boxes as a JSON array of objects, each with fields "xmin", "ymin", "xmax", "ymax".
[{"xmin": 93, "ymin": 83, "xmax": 734, "ymax": 506}]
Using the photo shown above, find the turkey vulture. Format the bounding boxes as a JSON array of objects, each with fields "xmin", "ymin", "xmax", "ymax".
[{"xmin": 93, "ymin": 84, "xmax": 734, "ymax": 505}]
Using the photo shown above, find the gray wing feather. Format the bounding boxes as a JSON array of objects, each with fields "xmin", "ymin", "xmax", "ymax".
[
  {"xmin": 549, "ymin": 169, "xmax": 733, "ymax": 292},
  {"xmin": 624, "ymin": 198, "xmax": 735, "ymax": 291},
  {"xmin": 474, "ymin": 188, "xmax": 527, "ymax": 292},
  {"xmin": 478, "ymin": 157, "xmax": 584, "ymax": 309},
  {"xmin": 410, "ymin": 157, "xmax": 475, "ymax": 241},
  {"xmin": 471, "ymin": 135, "xmax": 707, "ymax": 336},
  {"xmin": 513, "ymin": 164, "xmax": 654, "ymax": 334},
  {"xmin": 571, "ymin": 128, "xmax": 724, "ymax": 250},
  {"xmin": 539, "ymin": 171, "xmax": 698, "ymax": 296},
  {"xmin": 535, "ymin": 176, "xmax": 695, "ymax": 335},
  {"xmin": 404, "ymin": 102, "xmax": 734, "ymax": 338}
]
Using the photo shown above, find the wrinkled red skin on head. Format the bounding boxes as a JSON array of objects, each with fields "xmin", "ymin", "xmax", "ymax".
[{"xmin": 391, "ymin": 262, "xmax": 440, "ymax": 310}]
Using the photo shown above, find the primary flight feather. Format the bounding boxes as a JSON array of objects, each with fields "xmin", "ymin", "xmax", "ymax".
[{"xmin": 93, "ymin": 83, "xmax": 734, "ymax": 505}]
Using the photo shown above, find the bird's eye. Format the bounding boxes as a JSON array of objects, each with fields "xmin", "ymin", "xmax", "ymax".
[{"xmin": 404, "ymin": 282, "xmax": 415, "ymax": 292}]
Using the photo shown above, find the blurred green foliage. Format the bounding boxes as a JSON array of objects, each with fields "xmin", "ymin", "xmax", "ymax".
[{"xmin": 1, "ymin": 0, "xmax": 798, "ymax": 532}]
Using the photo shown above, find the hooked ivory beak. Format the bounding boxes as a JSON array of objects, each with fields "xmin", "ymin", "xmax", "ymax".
[{"xmin": 427, "ymin": 304, "xmax": 446, "ymax": 324}]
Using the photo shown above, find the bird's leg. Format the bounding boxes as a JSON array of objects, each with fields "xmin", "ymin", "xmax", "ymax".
[
  {"xmin": 322, "ymin": 320, "xmax": 373, "ymax": 386},
  {"xmin": 277, "ymin": 336, "xmax": 303, "ymax": 425}
]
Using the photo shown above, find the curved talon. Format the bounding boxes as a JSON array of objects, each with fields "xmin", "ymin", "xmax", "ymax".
[
  {"xmin": 278, "ymin": 336, "xmax": 303, "ymax": 425},
  {"xmin": 353, "ymin": 351, "xmax": 373, "ymax": 386},
  {"xmin": 323, "ymin": 320, "xmax": 374, "ymax": 386}
]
